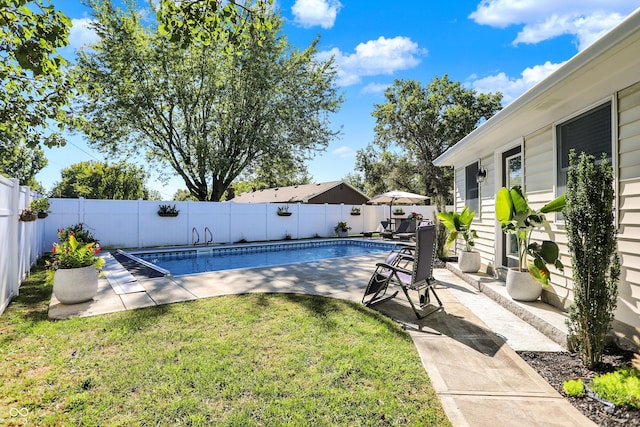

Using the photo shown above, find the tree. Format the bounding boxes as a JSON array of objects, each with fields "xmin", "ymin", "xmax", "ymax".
[
  {"xmin": 355, "ymin": 144, "xmax": 423, "ymax": 198},
  {"xmin": 364, "ymin": 75, "xmax": 502, "ymax": 208},
  {"xmin": 156, "ymin": 0, "xmax": 273, "ymax": 51},
  {"xmin": 565, "ymin": 151, "xmax": 620, "ymax": 368},
  {"xmin": 50, "ymin": 161, "xmax": 150, "ymax": 200},
  {"xmin": 0, "ymin": 0, "xmax": 79, "ymax": 153},
  {"xmin": 76, "ymin": 0, "xmax": 342, "ymax": 201},
  {"xmin": 0, "ymin": 142, "xmax": 47, "ymax": 187},
  {"xmin": 173, "ymin": 189, "xmax": 198, "ymax": 201}
]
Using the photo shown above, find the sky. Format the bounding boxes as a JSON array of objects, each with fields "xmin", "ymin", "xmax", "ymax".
[{"xmin": 35, "ymin": 0, "xmax": 640, "ymax": 199}]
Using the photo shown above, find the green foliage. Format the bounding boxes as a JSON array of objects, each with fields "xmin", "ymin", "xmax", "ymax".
[
  {"xmin": 50, "ymin": 161, "xmax": 149, "ymax": 200},
  {"xmin": 76, "ymin": 1, "xmax": 341, "ymax": 201},
  {"xmin": 156, "ymin": 0, "xmax": 273, "ymax": 51},
  {"xmin": 435, "ymin": 219, "xmax": 449, "ymax": 259},
  {"xmin": 562, "ymin": 379, "xmax": 586, "ymax": 397},
  {"xmin": 29, "ymin": 197, "xmax": 50, "ymax": 212},
  {"xmin": 362, "ymin": 76, "xmax": 503, "ymax": 208},
  {"xmin": 46, "ymin": 226, "xmax": 104, "ymax": 280},
  {"xmin": 565, "ymin": 151, "xmax": 620, "ymax": 368},
  {"xmin": 495, "ymin": 185, "xmax": 565, "ymax": 287},
  {"xmin": 173, "ymin": 188, "xmax": 199, "ymax": 201},
  {"xmin": 0, "ymin": 141, "xmax": 47, "ymax": 186},
  {"xmin": 590, "ymin": 368, "xmax": 640, "ymax": 409},
  {"xmin": 437, "ymin": 206, "xmax": 477, "ymax": 252},
  {"xmin": 48, "ymin": 234, "xmax": 104, "ymax": 270},
  {"xmin": 334, "ymin": 221, "xmax": 351, "ymax": 233},
  {"xmin": 57, "ymin": 223, "xmax": 96, "ymax": 244},
  {"xmin": 158, "ymin": 204, "xmax": 179, "ymax": 215},
  {"xmin": 0, "ymin": 0, "xmax": 80, "ymax": 151}
]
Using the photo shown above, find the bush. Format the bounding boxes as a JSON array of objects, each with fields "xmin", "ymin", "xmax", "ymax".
[
  {"xmin": 565, "ymin": 151, "xmax": 620, "ymax": 368},
  {"xmin": 563, "ymin": 379, "xmax": 585, "ymax": 397},
  {"xmin": 591, "ymin": 368, "xmax": 640, "ymax": 409}
]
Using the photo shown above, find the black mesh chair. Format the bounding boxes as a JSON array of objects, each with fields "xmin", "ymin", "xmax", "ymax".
[{"xmin": 362, "ymin": 223, "xmax": 443, "ymax": 319}]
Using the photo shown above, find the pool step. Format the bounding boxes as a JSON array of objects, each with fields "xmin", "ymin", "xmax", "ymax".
[{"xmin": 102, "ymin": 254, "xmax": 146, "ymax": 295}]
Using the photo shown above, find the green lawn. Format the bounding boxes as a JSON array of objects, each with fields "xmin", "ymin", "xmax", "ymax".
[{"xmin": 0, "ymin": 263, "xmax": 450, "ymax": 426}]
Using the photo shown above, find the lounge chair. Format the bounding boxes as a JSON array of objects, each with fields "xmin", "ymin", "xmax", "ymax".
[
  {"xmin": 381, "ymin": 220, "xmax": 411, "ymax": 240},
  {"xmin": 362, "ymin": 223, "xmax": 443, "ymax": 319}
]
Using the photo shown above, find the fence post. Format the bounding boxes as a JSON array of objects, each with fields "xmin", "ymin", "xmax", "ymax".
[{"xmin": 9, "ymin": 179, "xmax": 19, "ymax": 300}]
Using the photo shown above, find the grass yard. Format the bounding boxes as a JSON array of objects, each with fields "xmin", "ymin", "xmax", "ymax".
[{"xmin": 0, "ymin": 263, "xmax": 450, "ymax": 426}]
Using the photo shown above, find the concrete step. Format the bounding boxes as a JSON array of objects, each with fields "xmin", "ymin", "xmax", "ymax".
[{"xmin": 445, "ymin": 262, "xmax": 571, "ymax": 349}]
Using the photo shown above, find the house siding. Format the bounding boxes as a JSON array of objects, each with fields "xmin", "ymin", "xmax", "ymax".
[{"xmin": 616, "ymin": 82, "xmax": 640, "ymax": 339}]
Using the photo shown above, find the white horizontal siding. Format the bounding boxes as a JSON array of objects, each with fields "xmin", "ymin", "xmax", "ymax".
[
  {"xmin": 524, "ymin": 126, "xmax": 553, "ymax": 193},
  {"xmin": 616, "ymin": 82, "xmax": 640, "ymax": 330}
]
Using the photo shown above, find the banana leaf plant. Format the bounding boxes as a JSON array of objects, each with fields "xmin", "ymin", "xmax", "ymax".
[
  {"xmin": 437, "ymin": 206, "xmax": 478, "ymax": 252},
  {"xmin": 495, "ymin": 186, "xmax": 566, "ymax": 287}
]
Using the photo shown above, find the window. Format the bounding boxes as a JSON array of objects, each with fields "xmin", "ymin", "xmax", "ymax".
[
  {"xmin": 465, "ymin": 162, "xmax": 479, "ymax": 213},
  {"xmin": 556, "ymin": 102, "xmax": 612, "ymax": 194}
]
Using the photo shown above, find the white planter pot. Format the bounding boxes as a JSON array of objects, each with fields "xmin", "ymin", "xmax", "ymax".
[
  {"xmin": 458, "ymin": 251, "xmax": 481, "ymax": 273},
  {"xmin": 53, "ymin": 266, "xmax": 99, "ymax": 305},
  {"xmin": 505, "ymin": 268, "xmax": 542, "ymax": 301},
  {"xmin": 337, "ymin": 230, "xmax": 349, "ymax": 238}
]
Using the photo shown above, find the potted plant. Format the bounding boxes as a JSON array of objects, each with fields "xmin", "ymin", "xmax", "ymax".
[
  {"xmin": 30, "ymin": 198, "xmax": 50, "ymax": 218},
  {"xmin": 437, "ymin": 206, "xmax": 480, "ymax": 273},
  {"xmin": 277, "ymin": 205, "xmax": 292, "ymax": 216},
  {"xmin": 158, "ymin": 204, "xmax": 179, "ymax": 217},
  {"xmin": 18, "ymin": 208, "xmax": 37, "ymax": 222},
  {"xmin": 334, "ymin": 221, "xmax": 351, "ymax": 238},
  {"xmin": 350, "ymin": 206, "xmax": 361, "ymax": 215},
  {"xmin": 47, "ymin": 227, "xmax": 105, "ymax": 305},
  {"xmin": 495, "ymin": 185, "xmax": 565, "ymax": 301},
  {"xmin": 393, "ymin": 207, "xmax": 405, "ymax": 216}
]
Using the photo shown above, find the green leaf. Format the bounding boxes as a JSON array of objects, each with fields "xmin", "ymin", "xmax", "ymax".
[
  {"xmin": 540, "ymin": 194, "xmax": 566, "ymax": 213},
  {"xmin": 495, "ymin": 187, "xmax": 513, "ymax": 223}
]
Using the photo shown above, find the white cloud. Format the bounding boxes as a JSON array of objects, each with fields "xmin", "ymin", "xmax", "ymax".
[
  {"xmin": 470, "ymin": 60, "xmax": 567, "ymax": 104},
  {"xmin": 469, "ymin": 0, "xmax": 637, "ymax": 50},
  {"xmin": 332, "ymin": 146, "xmax": 357, "ymax": 158},
  {"xmin": 361, "ymin": 82, "xmax": 391, "ymax": 94},
  {"xmin": 69, "ymin": 18, "xmax": 99, "ymax": 50},
  {"xmin": 316, "ymin": 36, "xmax": 426, "ymax": 86},
  {"xmin": 292, "ymin": 0, "xmax": 342, "ymax": 29}
]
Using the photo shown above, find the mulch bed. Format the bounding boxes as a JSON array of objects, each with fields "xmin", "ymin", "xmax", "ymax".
[{"xmin": 518, "ymin": 347, "xmax": 639, "ymax": 426}]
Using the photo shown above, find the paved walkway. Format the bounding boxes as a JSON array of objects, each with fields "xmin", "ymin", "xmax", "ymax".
[{"xmin": 49, "ymin": 253, "xmax": 595, "ymax": 427}]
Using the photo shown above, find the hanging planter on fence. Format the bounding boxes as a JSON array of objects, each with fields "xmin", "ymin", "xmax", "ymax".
[{"xmin": 19, "ymin": 210, "xmax": 37, "ymax": 222}]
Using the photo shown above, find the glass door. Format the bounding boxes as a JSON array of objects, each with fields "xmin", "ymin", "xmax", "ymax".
[{"xmin": 501, "ymin": 146, "xmax": 522, "ymax": 267}]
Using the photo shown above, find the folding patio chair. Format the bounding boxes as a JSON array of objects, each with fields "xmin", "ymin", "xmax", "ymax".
[{"xmin": 362, "ymin": 223, "xmax": 443, "ymax": 319}]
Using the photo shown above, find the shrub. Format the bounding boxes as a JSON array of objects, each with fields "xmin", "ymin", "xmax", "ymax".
[
  {"xmin": 590, "ymin": 368, "xmax": 640, "ymax": 409},
  {"xmin": 565, "ymin": 151, "xmax": 620, "ymax": 368},
  {"xmin": 562, "ymin": 379, "xmax": 585, "ymax": 397}
]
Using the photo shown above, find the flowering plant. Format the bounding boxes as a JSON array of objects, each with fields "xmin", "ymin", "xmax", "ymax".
[
  {"xmin": 408, "ymin": 212, "xmax": 423, "ymax": 220},
  {"xmin": 48, "ymin": 233, "xmax": 105, "ymax": 271}
]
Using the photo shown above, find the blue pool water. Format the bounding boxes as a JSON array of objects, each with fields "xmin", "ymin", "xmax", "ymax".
[{"xmin": 130, "ymin": 240, "xmax": 396, "ymax": 276}]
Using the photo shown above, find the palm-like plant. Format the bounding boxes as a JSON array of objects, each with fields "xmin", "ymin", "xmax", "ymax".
[
  {"xmin": 437, "ymin": 207, "xmax": 477, "ymax": 252},
  {"xmin": 495, "ymin": 186, "xmax": 565, "ymax": 286}
]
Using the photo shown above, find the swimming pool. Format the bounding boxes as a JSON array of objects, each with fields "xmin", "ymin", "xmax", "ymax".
[{"xmin": 126, "ymin": 240, "xmax": 398, "ymax": 276}]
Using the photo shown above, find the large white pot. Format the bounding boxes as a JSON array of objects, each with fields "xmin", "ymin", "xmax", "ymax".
[
  {"xmin": 458, "ymin": 251, "xmax": 481, "ymax": 273},
  {"xmin": 53, "ymin": 266, "xmax": 99, "ymax": 305},
  {"xmin": 505, "ymin": 268, "xmax": 542, "ymax": 301}
]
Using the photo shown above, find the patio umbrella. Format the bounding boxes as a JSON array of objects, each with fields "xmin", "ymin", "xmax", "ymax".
[{"xmin": 368, "ymin": 190, "xmax": 429, "ymax": 218}]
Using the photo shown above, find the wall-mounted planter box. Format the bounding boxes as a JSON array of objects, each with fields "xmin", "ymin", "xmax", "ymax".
[
  {"xmin": 277, "ymin": 212, "xmax": 292, "ymax": 217},
  {"xmin": 350, "ymin": 212, "xmax": 361, "ymax": 216},
  {"xmin": 158, "ymin": 212, "xmax": 179, "ymax": 217}
]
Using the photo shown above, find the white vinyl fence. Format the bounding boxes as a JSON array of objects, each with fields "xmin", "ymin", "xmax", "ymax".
[
  {"xmin": 41, "ymin": 198, "xmax": 439, "ymax": 249},
  {"xmin": 0, "ymin": 176, "xmax": 46, "ymax": 314},
  {"xmin": 1, "ymin": 187, "xmax": 439, "ymax": 315}
]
